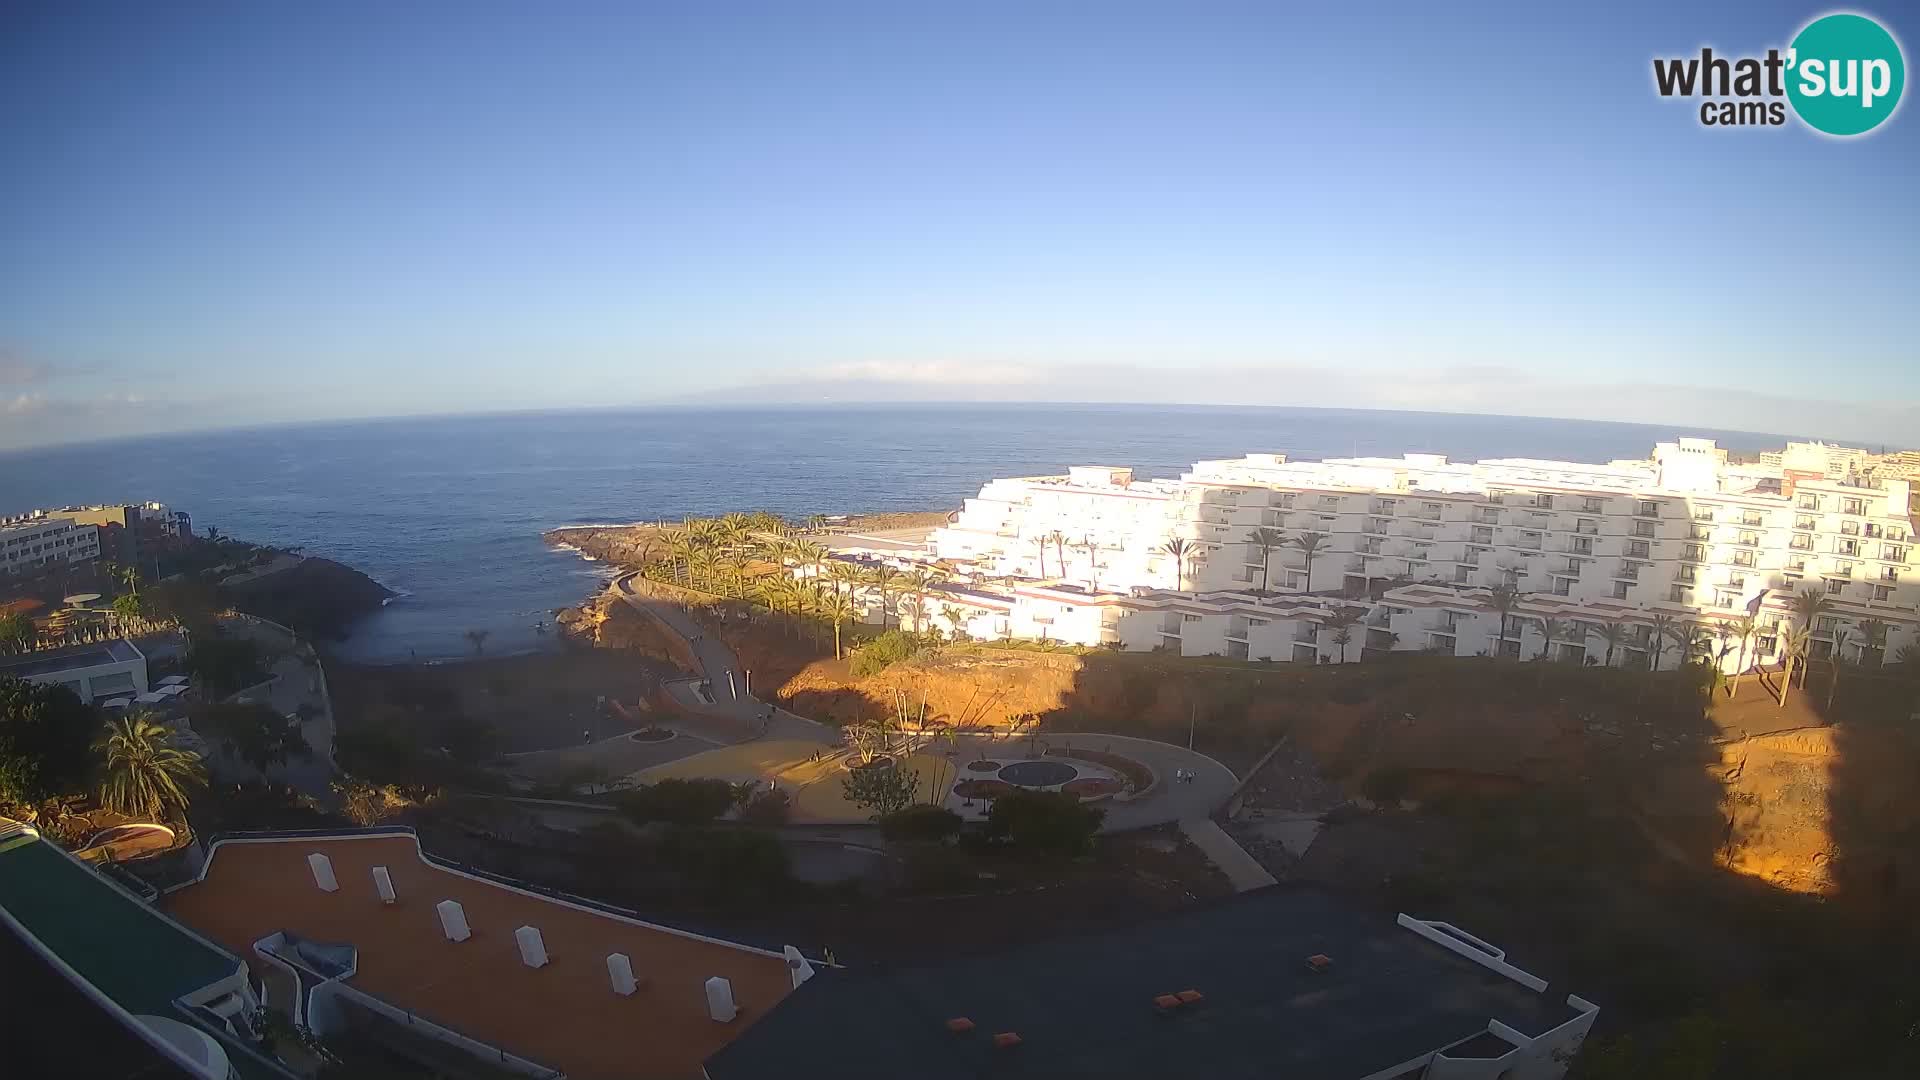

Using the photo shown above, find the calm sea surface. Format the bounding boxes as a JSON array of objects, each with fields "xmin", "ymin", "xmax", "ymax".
[{"xmin": 0, "ymin": 405, "xmax": 1804, "ymax": 661}]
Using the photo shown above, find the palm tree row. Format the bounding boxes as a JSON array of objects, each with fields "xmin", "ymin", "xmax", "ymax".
[{"xmin": 641, "ymin": 513, "xmax": 967, "ymax": 658}]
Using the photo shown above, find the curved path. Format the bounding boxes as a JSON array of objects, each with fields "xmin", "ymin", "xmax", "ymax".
[{"xmin": 610, "ymin": 572, "xmax": 827, "ymax": 744}]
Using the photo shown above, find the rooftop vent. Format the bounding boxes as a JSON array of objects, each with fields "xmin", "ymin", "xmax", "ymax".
[
  {"xmin": 371, "ymin": 865, "xmax": 395, "ymax": 905},
  {"xmin": 945, "ymin": 1017, "xmax": 975, "ymax": 1033},
  {"xmin": 706, "ymin": 976, "xmax": 738, "ymax": 1022},
  {"xmin": 607, "ymin": 953, "xmax": 637, "ymax": 996},
  {"xmin": 993, "ymin": 1031, "xmax": 1022, "ymax": 1049},
  {"xmin": 514, "ymin": 925, "xmax": 548, "ymax": 968},
  {"xmin": 436, "ymin": 899, "xmax": 470, "ymax": 943},
  {"xmin": 306, "ymin": 852, "xmax": 337, "ymax": 893},
  {"xmin": 1177, "ymin": 989, "xmax": 1204, "ymax": 1004},
  {"xmin": 1307, "ymin": 953, "xmax": 1333, "ymax": 973}
]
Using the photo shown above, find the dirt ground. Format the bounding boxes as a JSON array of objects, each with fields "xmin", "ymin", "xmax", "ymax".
[{"xmin": 327, "ymin": 646, "xmax": 676, "ymax": 753}]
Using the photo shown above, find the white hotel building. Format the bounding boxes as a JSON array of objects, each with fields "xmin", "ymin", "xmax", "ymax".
[
  {"xmin": 813, "ymin": 438, "xmax": 1918, "ymax": 672},
  {"xmin": 0, "ymin": 514, "xmax": 101, "ymax": 578}
]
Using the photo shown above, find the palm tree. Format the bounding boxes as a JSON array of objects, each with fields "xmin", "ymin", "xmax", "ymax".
[
  {"xmin": 1587, "ymin": 619, "xmax": 1628, "ymax": 668},
  {"xmin": 1326, "ymin": 606, "xmax": 1364, "ymax": 662},
  {"xmin": 464, "ymin": 628, "xmax": 490, "ymax": 655},
  {"xmin": 1244, "ymin": 527, "xmax": 1289, "ymax": 594},
  {"xmin": 1537, "ymin": 617, "xmax": 1573, "ymax": 661},
  {"xmin": 1854, "ymin": 617, "xmax": 1889, "ymax": 667},
  {"xmin": 662, "ymin": 533, "xmax": 694, "ymax": 585},
  {"xmin": 1790, "ymin": 586, "xmax": 1830, "ymax": 633},
  {"xmin": 1046, "ymin": 531, "xmax": 1069, "ymax": 584},
  {"xmin": 96, "ymin": 713, "xmax": 205, "ymax": 820},
  {"xmin": 1662, "ymin": 620, "xmax": 1704, "ymax": 670},
  {"xmin": 1726, "ymin": 613, "xmax": 1759, "ymax": 698},
  {"xmin": 1488, "ymin": 582, "xmax": 1522, "ymax": 657},
  {"xmin": 1777, "ymin": 626, "xmax": 1814, "ymax": 708},
  {"xmin": 1030, "ymin": 535, "xmax": 1050, "ymax": 578},
  {"xmin": 791, "ymin": 540, "xmax": 831, "ymax": 587},
  {"xmin": 902, "ymin": 567, "xmax": 944, "ymax": 633},
  {"xmin": 805, "ymin": 514, "xmax": 829, "ymax": 533},
  {"xmin": 866, "ymin": 564, "xmax": 901, "ymax": 629},
  {"xmin": 827, "ymin": 561, "xmax": 863, "ymax": 604},
  {"xmin": 1291, "ymin": 531, "xmax": 1330, "ymax": 593},
  {"xmin": 1827, "ymin": 626, "xmax": 1854, "ymax": 712},
  {"xmin": 1647, "ymin": 612, "xmax": 1676, "ymax": 671},
  {"xmin": 940, "ymin": 603, "xmax": 969, "ymax": 642},
  {"xmin": 1156, "ymin": 538, "xmax": 1194, "ymax": 593},
  {"xmin": 1072, "ymin": 534, "xmax": 1105, "ymax": 591},
  {"xmin": 686, "ymin": 548, "xmax": 720, "ymax": 591},
  {"xmin": 821, "ymin": 589, "xmax": 854, "ymax": 659}
]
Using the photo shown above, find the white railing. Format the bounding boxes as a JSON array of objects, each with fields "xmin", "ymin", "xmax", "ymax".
[{"xmin": 309, "ymin": 980, "xmax": 563, "ymax": 1078}]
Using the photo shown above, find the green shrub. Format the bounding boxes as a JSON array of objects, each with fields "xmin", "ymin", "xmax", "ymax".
[
  {"xmin": 659, "ymin": 825, "xmax": 791, "ymax": 904},
  {"xmin": 987, "ymin": 790, "xmax": 1104, "ymax": 858},
  {"xmin": 617, "ymin": 778, "xmax": 741, "ymax": 824},
  {"xmin": 849, "ymin": 629, "xmax": 925, "ymax": 677},
  {"xmin": 739, "ymin": 787, "xmax": 791, "ymax": 825},
  {"xmin": 880, "ymin": 804, "xmax": 962, "ymax": 843}
]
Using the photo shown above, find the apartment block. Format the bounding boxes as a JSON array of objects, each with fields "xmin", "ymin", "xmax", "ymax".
[{"xmin": 0, "ymin": 515, "xmax": 101, "ymax": 577}]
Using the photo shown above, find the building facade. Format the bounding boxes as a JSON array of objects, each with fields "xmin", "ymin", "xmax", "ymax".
[
  {"xmin": 0, "ymin": 515, "xmax": 101, "ymax": 578},
  {"xmin": 815, "ymin": 437, "xmax": 1919, "ymax": 673}
]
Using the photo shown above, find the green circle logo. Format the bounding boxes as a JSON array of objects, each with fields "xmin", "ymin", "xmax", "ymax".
[{"xmin": 1787, "ymin": 13, "xmax": 1905, "ymax": 136}]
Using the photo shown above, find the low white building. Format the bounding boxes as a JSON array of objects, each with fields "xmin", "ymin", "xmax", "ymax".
[{"xmin": 0, "ymin": 638, "xmax": 148, "ymax": 704}]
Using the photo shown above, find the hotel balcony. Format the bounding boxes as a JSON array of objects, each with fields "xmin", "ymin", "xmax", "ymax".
[{"xmin": 1292, "ymin": 628, "xmax": 1318, "ymax": 644}]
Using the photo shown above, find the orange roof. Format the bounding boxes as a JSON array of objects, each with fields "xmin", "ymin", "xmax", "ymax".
[
  {"xmin": 165, "ymin": 833, "xmax": 793, "ymax": 1080},
  {"xmin": 0, "ymin": 597, "xmax": 45, "ymax": 616}
]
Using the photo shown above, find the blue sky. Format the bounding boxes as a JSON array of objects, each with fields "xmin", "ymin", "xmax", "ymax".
[{"xmin": 2, "ymin": 0, "xmax": 1915, "ymax": 448}]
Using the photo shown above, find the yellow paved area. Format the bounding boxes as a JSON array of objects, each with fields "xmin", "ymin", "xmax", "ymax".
[{"xmin": 631, "ymin": 739, "xmax": 960, "ymax": 822}]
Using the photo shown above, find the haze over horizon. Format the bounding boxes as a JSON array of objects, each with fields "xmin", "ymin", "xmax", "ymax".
[{"xmin": 4, "ymin": 0, "xmax": 1916, "ymax": 451}]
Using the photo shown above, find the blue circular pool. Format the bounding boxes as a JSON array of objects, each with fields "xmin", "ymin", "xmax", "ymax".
[{"xmin": 997, "ymin": 760, "xmax": 1078, "ymax": 787}]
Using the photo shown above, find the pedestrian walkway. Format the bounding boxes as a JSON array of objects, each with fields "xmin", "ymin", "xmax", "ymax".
[{"xmin": 1179, "ymin": 817, "xmax": 1278, "ymax": 892}]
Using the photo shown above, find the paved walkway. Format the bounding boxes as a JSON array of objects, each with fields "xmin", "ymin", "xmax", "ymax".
[
  {"xmin": 1179, "ymin": 818, "xmax": 1278, "ymax": 892},
  {"xmin": 610, "ymin": 573, "xmax": 826, "ymax": 744}
]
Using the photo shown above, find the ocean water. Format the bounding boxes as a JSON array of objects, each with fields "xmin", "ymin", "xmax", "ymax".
[{"xmin": 0, "ymin": 405, "xmax": 1805, "ymax": 662}]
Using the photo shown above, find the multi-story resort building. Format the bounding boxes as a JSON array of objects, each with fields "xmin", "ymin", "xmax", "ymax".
[
  {"xmin": 807, "ymin": 438, "xmax": 1917, "ymax": 672},
  {"xmin": 0, "ymin": 513, "xmax": 101, "ymax": 577}
]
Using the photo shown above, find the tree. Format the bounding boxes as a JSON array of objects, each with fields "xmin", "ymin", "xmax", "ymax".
[
  {"xmin": 1726, "ymin": 613, "xmax": 1759, "ymax": 698},
  {"xmin": 95, "ymin": 712, "xmax": 205, "ymax": 820},
  {"xmin": 1245, "ymin": 527, "xmax": 1289, "ymax": 594},
  {"xmin": 1647, "ymin": 612, "xmax": 1677, "ymax": 671},
  {"xmin": 1046, "ymin": 530, "xmax": 1070, "ymax": 585},
  {"xmin": 464, "ymin": 628, "xmax": 490, "ymax": 656},
  {"xmin": 196, "ymin": 702, "xmax": 312, "ymax": 774},
  {"xmin": 1776, "ymin": 626, "xmax": 1814, "ymax": 708},
  {"xmin": 881, "ymin": 804, "xmax": 962, "ymax": 842},
  {"xmin": 822, "ymin": 588, "xmax": 855, "ymax": 659},
  {"xmin": 902, "ymin": 567, "xmax": 945, "ymax": 633},
  {"xmin": 1030, "ymin": 534, "xmax": 1050, "ymax": 578},
  {"xmin": 1537, "ymin": 617, "xmax": 1573, "ymax": 661},
  {"xmin": 1157, "ymin": 537, "xmax": 1194, "ymax": 592},
  {"xmin": 1488, "ymin": 582, "xmax": 1522, "ymax": 657},
  {"xmin": 1588, "ymin": 619, "xmax": 1628, "ymax": 668},
  {"xmin": 1789, "ymin": 586, "xmax": 1830, "ymax": 632},
  {"xmin": 1827, "ymin": 627, "xmax": 1853, "ymax": 712},
  {"xmin": 0, "ymin": 611, "xmax": 30, "ymax": 651},
  {"xmin": 111, "ymin": 592, "xmax": 148, "ymax": 623},
  {"xmin": 1326, "ymin": 606, "xmax": 1364, "ymax": 662},
  {"xmin": 987, "ymin": 790, "xmax": 1104, "ymax": 857},
  {"xmin": 186, "ymin": 632, "xmax": 266, "ymax": 696},
  {"xmin": 1854, "ymin": 618, "xmax": 1889, "ymax": 667},
  {"xmin": 866, "ymin": 564, "xmax": 901, "ymax": 629},
  {"xmin": 940, "ymin": 603, "xmax": 969, "ymax": 642},
  {"xmin": 851, "ymin": 629, "xmax": 921, "ymax": 678},
  {"xmin": 841, "ymin": 763, "xmax": 919, "ymax": 817},
  {"xmin": 1291, "ymin": 531, "xmax": 1330, "ymax": 593},
  {"xmin": 0, "ymin": 676, "xmax": 101, "ymax": 804},
  {"xmin": 617, "ymin": 778, "xmax": 741, "ymax": 824},
  {"xmin": 1072, "ymin": 534, "xmax": 1105, "ymax": 590}
]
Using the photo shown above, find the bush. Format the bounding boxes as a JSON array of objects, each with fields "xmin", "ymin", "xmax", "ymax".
[
  {"xmin": 850, "ymin": 629, "xmax": 924, "ymax": 677},
  {"xmin": 739, "ymin": 787, "xmax": 791, "ymax": 825},
  {"xmin": 880, "ymin": 804, "xmax": 962, "ymax": 843},
  {"xmin": 659, "ymin": 825, "xmax": 791, "ymax": 904},
  {"xmin": 187, "ymin": 632, "xmax": 269, "ymax": 696},
  {"xmin": 618, "ymin": 778, "xmax": 741, "ymax": 824},
  {"xmin": 0, "ymin": 677, "xmax": 101, "ymax": 805},
  {"xmin": 987, "ymin": 790, "xmax": 1105, "ymax": 858}
]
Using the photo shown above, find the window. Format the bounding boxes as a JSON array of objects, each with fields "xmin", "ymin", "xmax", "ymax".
[
  {"xmin": 1574, "ymin": 517, "xmax": 1598, "ymax": 535},
  {"xmin": 1741, "ymin": 512, "xmax": 1765, "ymax": 527},
  {"xmin": 1669, "ymin": 585, "xmax": 1691, "ymax": 603},
  {"xmin": 1537, "ymin": 494, "xmax": 1554, "ymax": 510},
  {"xmin": 1682, "ymin": 544, "xmax": 1706, "ymax": 562},
  {"xmin": 1795, "ymin": 514, "xmax": 1817, "ymax": 530},
  {"xmin": 1827, "ymin": 579, "xmax": 1847, "ymax": 595},
  {"xmin": 1582, "ymin": 498, "xmax": 1605, "ymax": 513},
  {"xmin": 1799, "ymin": 494, "xmax": 1822, "ymax": 510},
  {"xmin": 1637, "ymin": 500, "xmax": 1660, "ymax": 517},
  {"xmin": 1842, "ymin": 498, "xmax": 1866, "ymax": 516},
  {"xmin": 1612, "ymin": 581, "xmax": 1629, "ymax": 599},
  {"xmin": 1737, "ymin": 531, "xmax": 1759, "ymax": 547},
  {"xmin": 1875, "ymin": 585, "xmax": 1894, "ymax": 601},
  {"xmin": 1839, "ymin": 539, "xmax": 1862, "ymax": 557},
  {"xmin": 1635, "ymin": 521, "xmax": 1658, "ymax": 538},
  {"xmin": 1758, "ymin": 634, "xmax": 1778, "ymax": 655},
  {"xmin": 1714, "ymin": 590, "xmax": 1739, "ymax": 609},
  {"xmin": 1454, "ymin": 565, "xmax": 1471, "ymax": 584},
  {"xmin": 1886, "ymin": 545, "xmax": 1909, "ymax": 562},
  {"xmin": 1688, "ymin": 524, "xmax": 1710, "ymax": 540},
  {"xmin": 1787, "ymin": 556, "xmax": 1807, "ymax": 572},
  {"xmin": 1626, "ymin": 540, "xmax": 1651, "ymax": 559},
  {"xmin": 1789, "ymin": 535, "xmax": 1813, "ymax": 551}
]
